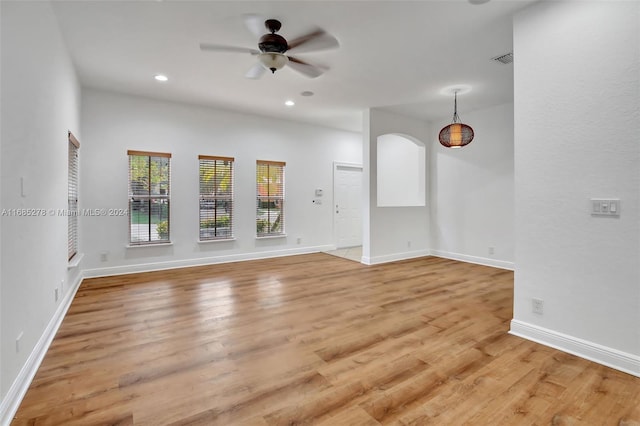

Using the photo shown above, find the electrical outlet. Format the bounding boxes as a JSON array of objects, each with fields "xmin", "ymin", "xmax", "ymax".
[
  {"xmin": 100, "ymin": 251, "xmax": 109, "ymax": 262},
  {"xmin": 296, "ymin": 237, "xmax": 301, "ymax": 244},
  {"xmin": 408, "ymin": 241, "xmax": 412, "ymax": 248},
  {"xmin": 532, "ymin": 298, "xmax": 544, "ymax": 315},
  {"xmin": 488, "ymin": 246, "xmax": 495, "ymax": 255},
  {"xmin": 55, "ymin": 287, "xmax": 59, "ymax": 302}
]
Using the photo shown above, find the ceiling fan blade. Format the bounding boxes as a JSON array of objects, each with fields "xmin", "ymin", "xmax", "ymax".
[
  {"xmin": 199, "ymin": 43, "xmax": 259, "ymax": 55},
  {"xmin": 245, "ymin": 62, "xmax": 267, "ymax": 79},
  {"xmin": 287, "ymin": 29, "xmax": 339, "ymax": 54},
  {"xmin": 243, "ymin": 14, "xmax": 266, "ymax": 37},
  {"xmin": 287, "ymin": 56, "xmax": 326, "ymax": 78}
]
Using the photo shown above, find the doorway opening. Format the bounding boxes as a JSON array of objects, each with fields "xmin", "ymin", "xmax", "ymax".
[{"xmin": 326, "ymin": 162, "xmax": 363, "ymax": 262}]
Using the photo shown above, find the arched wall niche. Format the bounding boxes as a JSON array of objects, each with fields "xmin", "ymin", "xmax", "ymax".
[{"xmin": 376, "ymin": 133, "xmax": 426, "ymax": 207}]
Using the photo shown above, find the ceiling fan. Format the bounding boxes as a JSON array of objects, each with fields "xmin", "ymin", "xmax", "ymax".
[{"xmin": 200, "ymin": 15, "xmax": 339, "ymax": 79}]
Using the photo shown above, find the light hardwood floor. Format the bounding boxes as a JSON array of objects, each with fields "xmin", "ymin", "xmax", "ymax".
[
  {"xmin": 12, "ymin": 254, "xmax": 640, "ymax": 425},
  {"xmin": 324, "ymin": 246, "xmax": 362, "ymax": 262}
]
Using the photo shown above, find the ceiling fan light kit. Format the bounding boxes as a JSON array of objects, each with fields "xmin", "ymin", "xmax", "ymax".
[
  {"xmin": 439, "ymin": 91, "xmax": 475, "ymax": 148},
  {"xmin": 259, "ymin": 52, "xmax": 288, "ymax": 73}
]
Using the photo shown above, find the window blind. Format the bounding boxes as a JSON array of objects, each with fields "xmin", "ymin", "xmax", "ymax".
[
  {"xmin": 128, "ymin": 150, "xmax": 171, "ymax": 244},
  {"xmin": 256, "ymin": 160, "xmax": 285, "ymax": 237},
  {"xmin": 199, "ymin": 155, "xmax": 234, "ymax": 241},
  {"xmin": 68, "ymin": 132, "xmax": 80, "ymax": 260}
]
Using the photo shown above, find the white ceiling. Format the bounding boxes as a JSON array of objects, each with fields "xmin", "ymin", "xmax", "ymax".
[{"xmin": 50, "ymin": 0, "xmax": 535, "ymax": 133}]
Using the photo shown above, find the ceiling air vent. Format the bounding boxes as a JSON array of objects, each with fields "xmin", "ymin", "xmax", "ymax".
[{"xmin": 492, "ymin": 52, "xmax": 513, "ymax": 64}]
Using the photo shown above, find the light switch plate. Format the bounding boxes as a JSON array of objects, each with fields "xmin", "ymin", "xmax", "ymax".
[{"xmin": 590, "ymin": 198, "xmax": 620, "ymax": 217}]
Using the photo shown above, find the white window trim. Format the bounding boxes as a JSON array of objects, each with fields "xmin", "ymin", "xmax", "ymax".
[
  {"xmin": 255, "ymin": 234, "xmax": 287, "ymax": 240},
  {"xmin": 68, "ymin": 131, "xmax": 80, "ymax": 262},
  {"xmin": 126, "ymin": 242, "xmax": 174, "ymax": 249},
  {"xmin": 199, "ymin": 155, "xmax": 235, "ymax": 242},
  {"xmin": 197, "ymin": 238, "xmax": 237, "ymax": 244},
  {"xmin": 127, "ymin": 150, "xmax": 172, "ymax": 245},
  {"xmin": 256, "ymin": 160, "xmax": 286, "ymax": 238}
]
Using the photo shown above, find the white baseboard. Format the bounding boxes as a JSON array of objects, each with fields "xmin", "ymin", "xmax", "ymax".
[
  {"xmin": 82, "ymin": 245, "xmax": 334, "ymax": 278},
  {"xmin": 510, "ymin": 319, "xmax": 640, "ymax": 378},
  {"xmin": 0, "ymin": 272, "xmax": 84, "ymax": 426},
  {"xmin": 361, "ymin": 249, "xmax": 430, "ymax": 265},
  {"xmin": 431, "ymin": 250, "xmax": 514, "ymax": 270}
]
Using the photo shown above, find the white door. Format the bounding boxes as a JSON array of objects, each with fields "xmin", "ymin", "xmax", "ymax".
[{"xmin": 334, "ymin": 163, "xmax": 363, "ymax": 248}]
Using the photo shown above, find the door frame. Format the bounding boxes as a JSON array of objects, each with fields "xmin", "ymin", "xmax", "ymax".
[{"xmin": 333, "ymin": 161, "xmax": 363, "ymax": 249}]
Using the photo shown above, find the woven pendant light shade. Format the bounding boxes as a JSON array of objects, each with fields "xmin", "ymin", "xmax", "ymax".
[
  {"xmin": 439, "ymin": 92, "xmax": 474, "ymax": 148},
  {"xmin": 439, "ymin": 122, "xmax": 474, "ymax": 148}
]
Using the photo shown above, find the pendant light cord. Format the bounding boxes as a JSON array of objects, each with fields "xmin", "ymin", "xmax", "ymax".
[{"xmin": 452, "ymin": 92, "xmax": 460, "ymax": 123}]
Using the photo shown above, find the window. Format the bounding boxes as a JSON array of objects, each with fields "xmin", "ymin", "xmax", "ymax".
[
  {"xmin": 128, "ymin": 150, "xmax": 171, "ymax": 244},
  {"xmin": 68, "ymin": 131, "xmax": 80, "ymax": 260},
  {"xmin": 256, "ymin": 160, "xmax": 285, "ymax": 237},
  {"xmin": 199, "ymin": 155, "xmax": 234, "ymax": 240}
]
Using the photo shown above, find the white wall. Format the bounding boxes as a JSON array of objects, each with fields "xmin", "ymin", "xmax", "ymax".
[
  {"xmin": 1, "ymin": 0, "xmax": 82, "ymax": 415},
  {"xmin": 377, "ymin": 134, "xmax": 426, "ymax": 207},
  {"xmin": 80, "ymin": 89, "xmax": 362, "ymax": 275},
  {"xmin": 363, "ymin": 109, "xmax": 430, "ymax": 264},
  {"xmin": 3, "ymin": 4, "xmax": 636, "ymax": 421},
  {"xmin": 430, "ymin": 102, "xmax": 514, "ymax": 270},
  {"xmin": 512, "ymin": 1, "xmax": 640, "ymax": 374}
]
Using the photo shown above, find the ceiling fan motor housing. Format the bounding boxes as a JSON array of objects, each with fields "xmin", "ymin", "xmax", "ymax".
[{"xmin": 258, "ymin": 33, "xmax": 288, "ymax": 54}]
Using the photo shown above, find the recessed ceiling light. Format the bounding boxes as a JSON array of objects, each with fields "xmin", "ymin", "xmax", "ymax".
[
  {"xmin": 301, "ymin": 91, "xmax": 314, "ymax": 97},
  {"xmin": 285, "ymin": 100, "xmax": 295, "ymax": 107},
  {"xmin": 154, "ymin": 74, "xmax": 168, "ymax": 82}
]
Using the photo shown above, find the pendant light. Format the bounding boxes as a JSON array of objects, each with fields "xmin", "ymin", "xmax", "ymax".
[{"xmin": 439, "ymin": 91, "xmax": 474, "ymax": 148}]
